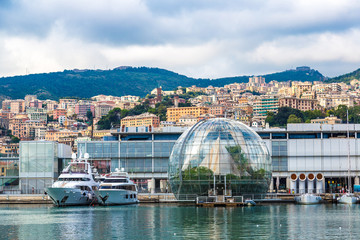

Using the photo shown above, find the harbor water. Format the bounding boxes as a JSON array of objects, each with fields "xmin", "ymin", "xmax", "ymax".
[{"xmin": 0, "ymin": 203, "xmax": 359, "ymax": 239}]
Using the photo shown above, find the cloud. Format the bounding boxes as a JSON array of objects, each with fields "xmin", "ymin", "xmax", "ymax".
[{"xmin": 0, "ymin": 0, "xmax": 360, "ymax": 78}]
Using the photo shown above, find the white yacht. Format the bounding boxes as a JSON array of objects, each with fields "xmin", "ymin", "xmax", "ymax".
[
  {"xmin": 295, "ymin": 194, "xmax": 322, "ymax": 205},
  {"xmin": 95, "ymin": 168, "xmax": 139, "ymax": 205},
  {"xmin": 337, "ymin": 193, "xmax": 359, "ymax": 204},
  {"xmin": 45, "ymin": 153, "xmax": 99, "ymax": 206}
]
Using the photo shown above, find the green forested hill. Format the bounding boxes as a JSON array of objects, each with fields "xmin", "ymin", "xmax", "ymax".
[
  {"xmin": 263, "ymin": 68, "xmax": 325, "ymax": 82},
  {"xmin": 326, "ymin": 68, "xmax": 360, "ymax": 83},
  {"xmin": 0, "ymin": 66, "xmax": 325, "ymax": 100}
]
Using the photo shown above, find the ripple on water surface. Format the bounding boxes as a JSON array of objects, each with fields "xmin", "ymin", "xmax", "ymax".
[{"xmin": 0, "ymin": 204, "xmax": 359, "ymax": 239}]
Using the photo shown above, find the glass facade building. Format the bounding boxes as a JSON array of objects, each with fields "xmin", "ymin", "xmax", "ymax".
[
  {"xmin": 77, "ymin": 136, "xmax": 178, "ymax": 192},
  {"xmin": 168, "ymin": 118, "xmax": 272, "ymax": 198},
  {"xmin": 19, "ymin": 141, "xmax": 72, "ymax": 194},
  {"xmin": 0, "ymin": 157, "xmax": 19, "ymax": 193}
]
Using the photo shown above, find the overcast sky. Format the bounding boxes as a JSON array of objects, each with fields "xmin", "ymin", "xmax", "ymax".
[{"xmin": 1, "ymin": 0, "xmax": 360, "ymax": 79}]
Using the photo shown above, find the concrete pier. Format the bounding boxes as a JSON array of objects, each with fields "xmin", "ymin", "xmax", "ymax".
[{"xmin": 0, "ymin": 195, "xmax": 52, "ymax": 204}]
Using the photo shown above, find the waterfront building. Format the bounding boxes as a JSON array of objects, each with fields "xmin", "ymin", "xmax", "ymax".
[
  {"xmin": 19, "ymin": 141, "xmax": 72, "ymax": 194},
  {"xmin": 168, "ymin": 118, "xmax": 271, "ymax": 199},
  {"xmin": 77, "ymin": 126, "xmax": 188, "ymax": 193},
  {"xmin": 6, "ymin": 121, "xmax": 360, "ymax": 195},
  {"xmin": 121, "ymin": 113, "xmax": 160, "ymax": 128},
  {"xmin": 167, "ymin": 106, "xmax": 209, "ymax": 122},
  {"xmin": 258, "ymin": 123, "xmax": 360, "ymax": 193}
]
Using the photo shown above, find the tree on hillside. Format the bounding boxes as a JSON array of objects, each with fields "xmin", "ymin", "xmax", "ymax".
[
  {"xmin": 332, "ymin": 105, "xmax": 360, "ymax": 123},
  {"xmin": 266, "ymin": 107, "xmax": 304, "ymax": 127},
  {"xmin": 178, "ymin": 101, "xmax": 192, "ymax": 107},
  {"xmin": 86, "ymin": 110, "xmax": 93, "ymax": 126},
  {"xmin": 10, "ymin": 136, "xmax": 20, "ymax": 143},
  {"xmin": 287, "ymin": 114, "xmax": 302, "ymax": 123},
  {"xmin": 334, "ymin": 105, "xmax": 348, "ymax": 122},
  {"xmin": 97, "ymin": 108, "xmax": 122, "ymax": 130},
  {"xmin": 303, "ymin": 110, "xmax": 326, "ymax": 123}
]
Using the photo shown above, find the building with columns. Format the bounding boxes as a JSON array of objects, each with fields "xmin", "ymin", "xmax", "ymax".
[{"xmin": 257, "ymin": 124, "xmax": 360, "ymax": 193}]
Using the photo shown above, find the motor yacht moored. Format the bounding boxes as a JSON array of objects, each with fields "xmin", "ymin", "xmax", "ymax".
[
  {"xmin": 95, "ymin": 168, "xmax": 138, "ymax": 205},
  {"xmin": 45, "ymin": 153, "xmax": 99, "ymax": 206}
]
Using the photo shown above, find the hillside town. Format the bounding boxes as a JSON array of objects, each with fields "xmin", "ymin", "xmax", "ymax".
[{"xmin": 0, "ymin": 67, "xmax": 359, "ymax": 156}]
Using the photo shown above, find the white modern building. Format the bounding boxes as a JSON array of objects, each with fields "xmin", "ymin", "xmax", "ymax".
[{"xmin": 258, "ymin": 123, "xmax": 360, "ymax": 193}]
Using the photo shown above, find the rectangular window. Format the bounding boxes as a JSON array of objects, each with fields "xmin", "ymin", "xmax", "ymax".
[
  {"xmin": 272, "ymin": 141, "xmax": 287, "ymax": 156},
  {"xmin": 272, "ymin": 133, "xmax": 287, "ymax": 139}
]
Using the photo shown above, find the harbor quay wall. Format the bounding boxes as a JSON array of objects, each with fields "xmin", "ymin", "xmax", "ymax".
[
  {"xmin": 0, "ymin": 193, "xmax": 357, "ymax": 204},
  {"xmin": 0, "ymin": 193, "xmax": 178, "ymax": 204}
]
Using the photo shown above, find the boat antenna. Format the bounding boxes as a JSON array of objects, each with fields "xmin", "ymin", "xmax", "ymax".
[
  {"xmin": 71, "ymin": 153, "xmax": 77, "ymax": 162},
  {"xmin": 347, "ymin": 109, "xmax": 351, "ymax": 193}
]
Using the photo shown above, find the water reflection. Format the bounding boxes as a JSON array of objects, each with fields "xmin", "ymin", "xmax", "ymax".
[{"xmin": 1, "ymin": 204, "xmax": 360, "ymax": 239}]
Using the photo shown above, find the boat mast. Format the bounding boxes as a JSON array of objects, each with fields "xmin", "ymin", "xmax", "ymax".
[{"xmin": 347, "ymin": 109, "xmax": 351, "ymax": 193}]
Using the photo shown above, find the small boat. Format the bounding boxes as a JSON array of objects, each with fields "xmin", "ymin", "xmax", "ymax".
[
  {"xmin": 95, "ymin": 168, "xmax": 139, "ymax": 205},
  {"xmin": 295, "ymin": 194, "xmax": 322, "ymax": 205},
  {"xmin": 337, "ymin": 193, "xmax": 359, "ymax": 204},
  {"xmin": 244, "ymin": 199, "xmax": 256, "ymax": 206},
  {"xmin": 45, "ymin": 153, "xmax": 99, "ymax": 206}
]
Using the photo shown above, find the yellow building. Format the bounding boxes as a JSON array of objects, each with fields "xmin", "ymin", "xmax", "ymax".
[
  {"xmin": 82, "ymin": 127, "xmax": 111, "ymax": 139},
  {"xmin": 45, "ymin": 130, "xmax": 79, "ymax": 141},
  {"xmin": 311, "ymin": 116, "xmax": 342, "ymax": 124},
  {"xmin": 0, "ymin": 143, "xmax": 19, "ymax": 155},
  {"xmin": 167, "ymin": 107, "xmax": 209, "ymax": 122},
  {"xmin": 121, "ymin": 112, "xmax": 160, "ymax": 128}
]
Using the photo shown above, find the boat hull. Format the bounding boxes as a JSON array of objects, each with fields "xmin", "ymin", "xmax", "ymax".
[
  {"xmin": 46, "ymin": 187, "xmax": 95, "ymax": 206},
  {"xmin": 337, "ymin": 195, "xmax": 358, "ymax": 204},
  {"xmin": 295, "ymin": 194, "xmax": 322, "ymax": 205},
  {"xmin": 95, "ymin": 190, "xmax": 138, "ymax": 206}
]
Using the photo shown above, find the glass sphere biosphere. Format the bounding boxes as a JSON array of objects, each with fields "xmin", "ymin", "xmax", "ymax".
[{"xmin": 168, "ymin": 118, "xmax": 271, "ymax": 198}]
